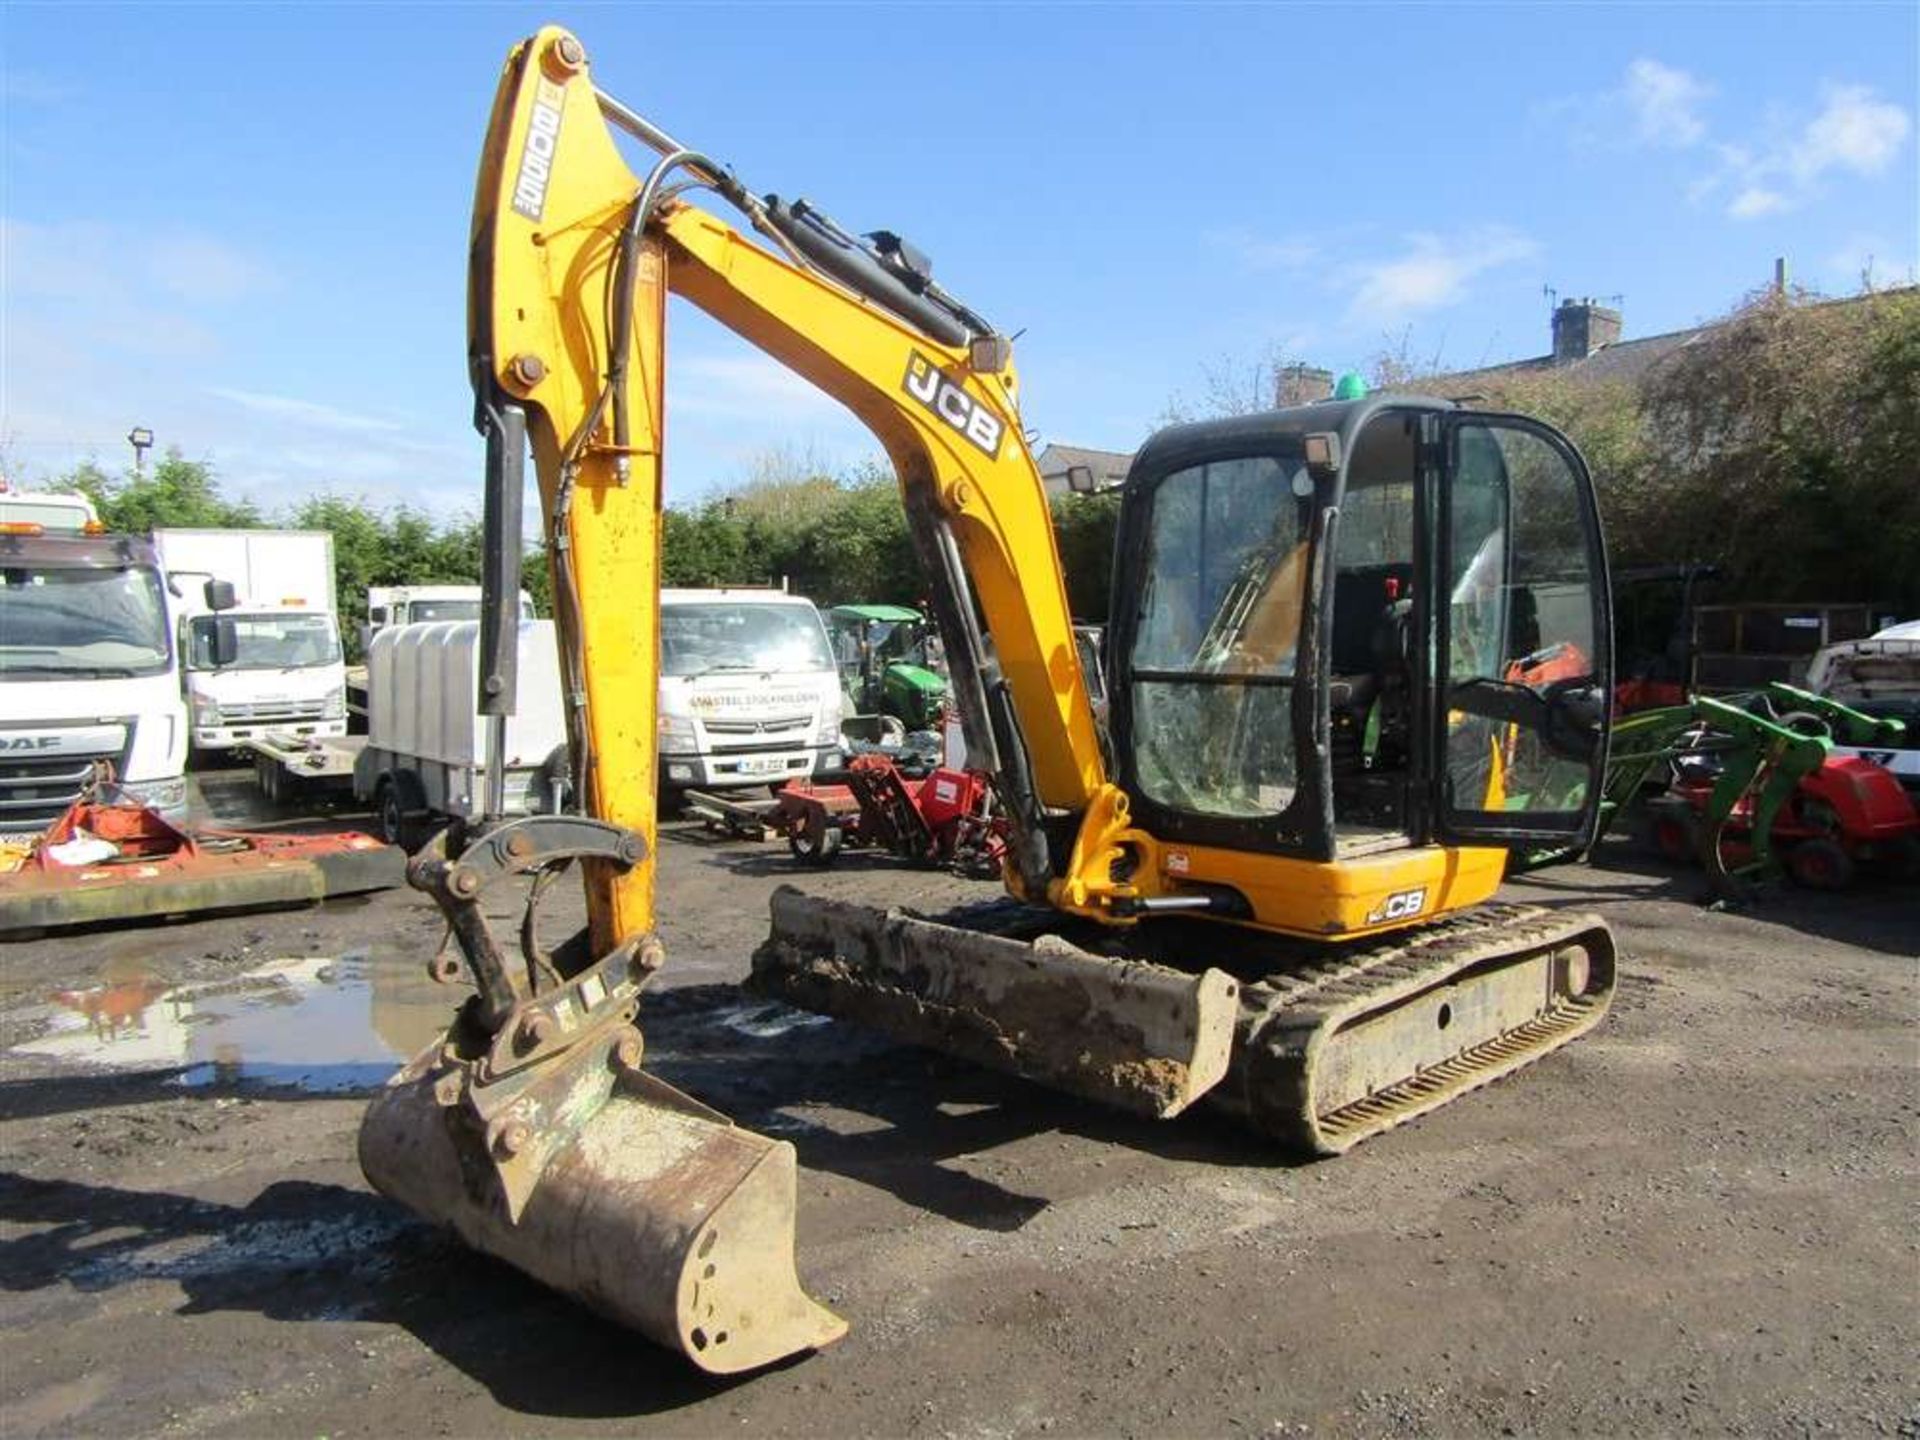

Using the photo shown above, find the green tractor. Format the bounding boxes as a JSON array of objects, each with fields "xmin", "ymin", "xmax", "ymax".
[{"xmin": 827, "ymin": 604, "xmax": 948, "ymax": 731}]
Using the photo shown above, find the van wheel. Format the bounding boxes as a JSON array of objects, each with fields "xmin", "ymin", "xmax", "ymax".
[{"xmin": 376, "ymin": 779, "xmax": 420, "ymax": 852}]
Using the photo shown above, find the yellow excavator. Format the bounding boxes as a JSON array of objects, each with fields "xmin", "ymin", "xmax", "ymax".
[{"xmin": 360, "ymin": 26, "xmax": 1618, "ymax": 1376}]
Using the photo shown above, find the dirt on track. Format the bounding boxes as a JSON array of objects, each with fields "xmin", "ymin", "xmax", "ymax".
[{"xmin": 1, "ymin": 780, "xmax": 1915, "ymax": 1438}]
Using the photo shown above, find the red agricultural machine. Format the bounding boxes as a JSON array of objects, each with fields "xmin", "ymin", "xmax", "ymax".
[{"xmin": 685, "ymin": 754, "xmax": 1006, "ymax": 877}]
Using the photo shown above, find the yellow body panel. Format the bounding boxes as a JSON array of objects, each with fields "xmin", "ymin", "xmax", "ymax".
[
  {"xmin": 472, "ymin": 31, "xmax": 665, "ymax": 953},
  {"xmin": 1158, "ymin": 841, "xmax": 1509, "ymax": 940}
]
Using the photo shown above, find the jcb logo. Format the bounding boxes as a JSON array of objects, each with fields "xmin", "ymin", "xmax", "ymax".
[
  {"xmin": 510, "ymin": 78, "xmax": 565, "ymax": 222},
  {"xmin": 903, "ymin": 352, "xmax": 1003, "ymax": 459},
  {"xmin": 1365, "ymin": 887, "xmax": 1427, "ymax": 926}
]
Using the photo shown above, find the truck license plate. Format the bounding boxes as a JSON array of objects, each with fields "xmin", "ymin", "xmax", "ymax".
[{"xmin": 742, "ymin": 756, "xmax": 786, "ymax": 776}]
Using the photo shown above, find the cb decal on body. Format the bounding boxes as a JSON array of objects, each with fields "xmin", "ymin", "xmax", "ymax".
[
  {"xmin": 903, "ymin": 352, "xmax": 1004, "ymax": 459},
  {"xmin": 1365, "ymin": 886, "xmax": 1428, "ymax": 926}
]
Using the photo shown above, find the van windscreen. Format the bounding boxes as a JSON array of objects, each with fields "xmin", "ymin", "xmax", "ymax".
[{"xmin": 661, "ymin": 604, "xmax": 832, "ymax": 677}]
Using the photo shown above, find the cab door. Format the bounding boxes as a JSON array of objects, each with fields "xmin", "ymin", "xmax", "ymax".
[{"xmin": 1432, "ymin": 415, "xmax": 1611, "ymax": 850}]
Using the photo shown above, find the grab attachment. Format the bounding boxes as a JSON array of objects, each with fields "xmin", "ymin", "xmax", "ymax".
[{"xmin": 360, "ymin": 816, "xmax": 846, "ymax": 1373}]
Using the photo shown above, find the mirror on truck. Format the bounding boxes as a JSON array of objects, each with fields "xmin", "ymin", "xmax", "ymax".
[
  {"xmin": 209, "ymin": 615, "xmax": 239, "ymax": 668},
  {"xmin": 204, "ymin": 578, "xmax": 237, "ymax": 612}
]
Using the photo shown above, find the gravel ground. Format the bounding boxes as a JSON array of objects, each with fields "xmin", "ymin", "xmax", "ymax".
[{"xmin": 1, "ymin": 772, "xmax": 1915, "ymax": 1437}]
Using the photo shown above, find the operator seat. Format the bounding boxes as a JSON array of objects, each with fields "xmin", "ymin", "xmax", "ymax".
[{"xmin": 1329, "ymin": 566, "xmax": 1413, "ymax": 777}]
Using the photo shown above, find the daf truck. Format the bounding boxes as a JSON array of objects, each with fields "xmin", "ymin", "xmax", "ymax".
[{"xmin": 0, "ymin": 488, "xmax": 189, "ymax": 832}]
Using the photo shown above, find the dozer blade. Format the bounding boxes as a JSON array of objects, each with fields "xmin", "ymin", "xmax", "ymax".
[
  {"xmin": 360, "ymin": 1028, "xmax": 846, "ymax": 1375},
  {"xmin": 751, "ymin": 886, "xmax": 1240, "ymax": 1118}
]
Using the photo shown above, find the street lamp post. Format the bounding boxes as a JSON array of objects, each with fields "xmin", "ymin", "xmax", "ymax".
[{"xmin": 127, "ymin": 426, "xmax": 154, "ymax": 475}]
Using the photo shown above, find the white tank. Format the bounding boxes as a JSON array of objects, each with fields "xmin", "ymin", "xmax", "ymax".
[{"xmin": 367, "ymin": 620, "xmax": 565, "ymax": 772}]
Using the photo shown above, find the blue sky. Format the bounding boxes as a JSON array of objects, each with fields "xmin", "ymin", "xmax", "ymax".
[{"xmin": 3, "ymin": 3, "xmax": 1914, "ymax": 520}]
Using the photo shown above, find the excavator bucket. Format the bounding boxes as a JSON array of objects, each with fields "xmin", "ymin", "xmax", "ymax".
[
  {"xmin": 360, "ymin": 1031, "xmax": 846, "ymax": 1374},
  {"xmin": 752, "ymin": 886, "xmax": 1241, "ymax": 1118},
  {"xmin": 358, "ymin": 820, "xmax": 845, "ymax": 1375}
]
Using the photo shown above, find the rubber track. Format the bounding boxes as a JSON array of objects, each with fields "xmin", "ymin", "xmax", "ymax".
[{"xmin": 1222, "ymin": 903, "xmax": 1616, "ymax": 1156}]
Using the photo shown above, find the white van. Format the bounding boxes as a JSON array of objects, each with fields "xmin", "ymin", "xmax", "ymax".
[{"xmin": 659, "ymin": 588, "xmax": 842, "ymax": 795}]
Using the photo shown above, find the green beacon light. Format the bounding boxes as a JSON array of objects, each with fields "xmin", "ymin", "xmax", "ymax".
[{"xmin": 1333, "ymin": 372, "xmax": 1369, "ymax": 401}]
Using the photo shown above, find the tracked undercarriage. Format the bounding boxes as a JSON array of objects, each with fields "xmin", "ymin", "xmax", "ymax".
[{"xmin": 752, "ymin": 888, "xmax": 1615, "ymax": 1155}]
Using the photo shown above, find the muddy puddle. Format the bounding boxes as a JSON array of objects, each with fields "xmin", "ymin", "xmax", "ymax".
[{"xmin": 8, "ymin": 950, "xmax": 456, "ymax": 1093}]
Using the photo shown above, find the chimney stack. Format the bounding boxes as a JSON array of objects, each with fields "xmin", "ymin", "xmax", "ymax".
[
  {"xmin": 1551, "ymin": 297, "xmax": 1623, "ymax": 363},
  {"xmin": 1275, "ymin": 364, "xmax": 1334, "ymax": 408}
]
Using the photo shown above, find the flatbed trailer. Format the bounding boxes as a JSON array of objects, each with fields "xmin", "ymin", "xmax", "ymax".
[{"xmin": 244, "ymin": 730, "xmax": 368, "ymax": 804}]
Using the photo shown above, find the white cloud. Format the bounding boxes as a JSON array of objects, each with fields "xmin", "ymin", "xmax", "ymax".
[
  {"xmin": 1206, "ymin": 226, "xmax": 1320, "ymax": 271},
  {"xmin": 1623, "ymin": 58, "xmax": 1712, "ymax": 148},
  {"xmin": 1789, "ymin": 84, "xmax": 1912, "ymax": 182},
  {"xmin": 148, "ymin": 235, "xmax": 277, "ymax": 304},
  {"xmin": 1340, "ymin": 227, "xmax": 1538, "ymax": 324},
  {"xmin": 1729, "ymin": 187, "xmax": 1789, "ymax": 220},
  {"xmin": 1561, "ymin": 63, "xmax": 1914, "ymax": 223},
  {"xmin": 669, "ymin": 352, "xmax": 858, "ymax": 424},
  {"xmin": 1719, "ymin": 84, "xmax": 1913, "ymax": 220},
  {"xmin": 1823, "ymin": 233, "xmax": 1918, "ymax": 290},
  {"xmin": 1, "ymin": 217, "xmax": 277, "ymax": 308},
  {"xmin": 1547, "ymin": 57, "xmax": 1712, "ymax": 152},
  {"xmin": 206, "ymin": 387, "xmax": 406, "ymax": 436}
]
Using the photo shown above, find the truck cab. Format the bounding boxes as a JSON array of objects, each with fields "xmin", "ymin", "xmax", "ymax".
[
  {"xmin": 659, "ymin": 588, "xmax": 843, "ymax": 795},
  {"xmin": 154, "ymin": 529, "xmax": 348, "ymax": 753},
  {"xmin": 0, "ymin": 503, "xmax": 190, "ymax": 833}
]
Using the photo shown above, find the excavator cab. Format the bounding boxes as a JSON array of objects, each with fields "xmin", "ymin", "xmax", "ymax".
[{"xmin": 1109, "ymin": 399, "xmax": 1612, "ymax": 876}]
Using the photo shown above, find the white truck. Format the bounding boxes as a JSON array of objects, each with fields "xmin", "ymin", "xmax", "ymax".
[
  {"xmin": 153, "ymin": 529, "xmax": 348, "ymax": 754},
  {"xmin": 352, "ymin": 619, "xmax": 569, "ymax": 846},
  {"xmin": 1805, "ymin": 625, "xmax": 1920, "ymax": 794},
  {"xmin": 659, "ymin": 587, "xmax": 842, "ymax": 798},
  {"xmin": 0, "ymin": 487, "xmax": 190, "ymax": 832},
  {"xmin": 363, "ymin": 584, "xmax": 535, "ymax": 650}
]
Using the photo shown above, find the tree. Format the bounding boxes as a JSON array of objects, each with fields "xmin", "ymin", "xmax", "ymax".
[
  {"xmin": 71, "ymin": 452, "xmax": 259, "ymax": 531},
  {"xmin": 1050, "ymin": 491, "xmax": 1121, "ymax": 621},
  {"xmin": 1634, "ymin": 285, "xmax": 1920, "ymax": 608}
]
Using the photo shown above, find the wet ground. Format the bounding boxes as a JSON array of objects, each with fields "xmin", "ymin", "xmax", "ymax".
[{"xmin": 1, "ymin": 768, "xmax": 1915, "ymax": 1437}]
